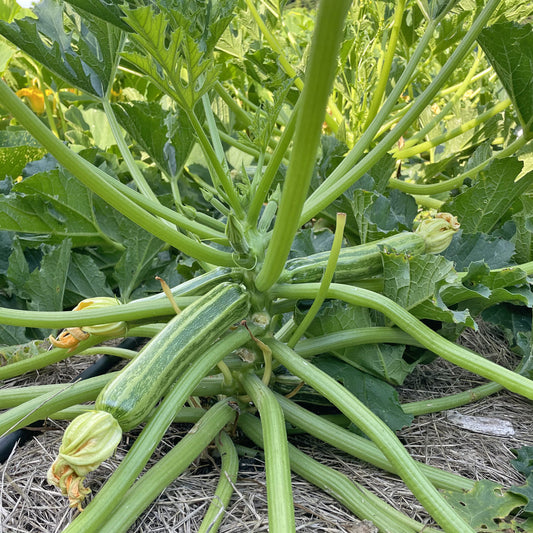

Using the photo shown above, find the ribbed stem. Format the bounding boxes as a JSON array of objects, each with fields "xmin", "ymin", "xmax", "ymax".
[
  {"xmin": 275, "ymin": 393, "xmax": 474, "ymax": 492},
  {"xmin": 254, "ymin": 0, "xmax": 352, "ymax": 291},
  {"xmin": 101, "ymin": 400, "xmax": 237, "ymax": 533},
  {"xmin": 301, "ymin": 0, "xmax": 501, "ymax": 222},
  {"xmin": 267, "ymin": 338, "xmax": 473, "ymax": 533},
  {"xmin": 0, "ymin": 79, "xmax": 235, "ymax": 266},
  {"xmin": 197, "ymin": 430, "xmax": 239, "ymax": 533},
  {"xmin": 239, "ymin": 413, "xmax": 439, "ymax": 533},
  {"xmin": 239, "ymin": 372, "xmax": 295, "ymax": 533},
  {"xmin": 273, "ymin": 283, "xmax": 533, "ymax": 401},
  {"xmin": 63, "ymin": 327, "xmax": 254, "ymax": 533}
]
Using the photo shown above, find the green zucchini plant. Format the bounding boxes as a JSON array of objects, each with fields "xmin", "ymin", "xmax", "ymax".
[{"xmin": 0, "ymin": 0, "xmax": 533, "ymax": 531}]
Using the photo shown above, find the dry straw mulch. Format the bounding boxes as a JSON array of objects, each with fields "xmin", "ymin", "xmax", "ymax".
[{"xmin": 1, "ymin": 321, "xmax": 532, "ymax": 532}]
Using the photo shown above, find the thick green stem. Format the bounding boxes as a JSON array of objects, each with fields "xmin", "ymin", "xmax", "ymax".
[
  {"xmin": 402, "ymin": 50, "xmax": 483, "ymax": 149},
  {"xmin": 197, "ymin": 430, "xmax": 239, "ymax": 533},
  {"xmin": 266, "ymin": 338, "xmax": 473, "ymax": 533},
  {"xmin": 187, "ymin": 109, "xmax": 244, "ymax": 219},
  {"xmin": 100, "ymin": 399, "xmax": 237, "ymax": 533},
  {"xmin": 272, "ymin": 283, "xmax": 533, "ymax": 401},
  {"xmin": 0, "ymin": 372, "xmax": 112, "ymax": 437},
  {"xmin": 0, "ymin": 295, "xmax": 197, "ymax": 330},
  {"xmin": 239, "ymin": 372, "xmax": 295, "ymax": 533},
  {"xmin": 293, "ymin": 327, "xmax": 422, "ymax": 356},
  {"xmin": 0, "ymin": 79, "xmax": 235, "ymax": 266},
  {"xmin": 242, "ymin": 0, "xmax": 341, "ymax": 133},
  {"xmin": 275, "ymin": 393, "xmax": 474, "ymax": 493},
  {"xmin": 402, "ymin": 381, "xmax": 503, "ymax": 415},
  {"xmin": 0, "ymin": 373, "xmax": 116, "ymax": 408},
  {"xmin": 363, "ymin": 0, "xmax": 406, "ymax": 129},
  {"xmin": 240, "ymin": 413, "xmax": 433, "ymax": 533},
  {"xmin": 301, "ymin": 0, "xmax": 501, "ymax": 222},
  {"xmin": 0, "ymin": 335, "xmax": 107, "ymax": 380},
  {"xmin": 255, "ymin": 0, "xmax": 352, "ymax": 291},
  {"xmin": 63, "ymin": 327, "xmax": 255, "ymax": 533}
]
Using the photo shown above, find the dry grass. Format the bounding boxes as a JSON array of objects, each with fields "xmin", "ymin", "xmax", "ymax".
[{"xmin": 1, "ymin": 321, "xmax": 532, "ymax": 532}]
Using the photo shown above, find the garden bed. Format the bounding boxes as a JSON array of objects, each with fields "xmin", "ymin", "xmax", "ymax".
[{"xmin": 1, "ymin": 322, "xmax": 530, "ymax": 532}]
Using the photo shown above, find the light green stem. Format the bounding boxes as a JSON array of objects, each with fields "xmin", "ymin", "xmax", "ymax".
[
  {"xmin": 239, "ymin": 372, "xmax": 295, "ymax": 533},
  {"xmin": 187, "ymin": 109, "xmax": 244, "ymax": 219},
  {"xmin": 394, "ymin": 99, "xmax": 511, "ymax": 159},
  {"xmin": 288, "ymin": 213, "xmax": 346, "ymax": 348},
  {"xmin": 272, "ymin": 283, "xmax": 533, "ymax": 401},
  {"xmin": 197, "ymin": 430, "xmax": 239, "ymax": 533},
  {"xmin": 267, "ymin": 338, "xmax": 474, "ymax": 533},
  {"xmin": 242, "ymin": 0, "xmax": 341, "ymax": 132},
  {"xmin": 100, "ymin": 399, "xmax": 237, "ymax": 533},
  {"xmin": 275, "ymin": 394, "xmax": 474, "ymax": 493},
  {"xmin": 0, "ymin": 335, "xmax": 107, "ymax": 381},
  {"xmin": 363, "ymin": 0, "xmax": 406, "ymax": 129},
  {"xmin": 101, "ymin": 98, "xmax": 159, "ymax": 203},
  {"xmin": 239, "ymin": 412, "xmax": 436, "ymax": 533},
  {"xmin": 0, "ymin": 295, "xmax": 197, "ymax": 329},
  {"xmin": 255, "ymin": 0, "xmax": 352, "ymax": 291},
  {"xmin": 0, "ymin": 371, "xmax": 111, "ymax": 437},
  {"xmin": 305, "ymin": 15, "xmax": 439, "ymax": 208},
  {"xmin": 388, "ymin": 135, "xmax": 528, "ymax": 195},
  {"xmin": 78, "ymin": 346, "xmax": 138, "ymax": 359},
  {"xmin": 247, "ymin": 106, "xmax": 298, "ymax": 227},
  {"xmin": 300, "ymin": 0, "xmax": 501, "ymax": 223},
  {"xmin": 0, "ymin": 79, "xmax": 235, "ymax": 266},
  {"xmin": 402, "ymin": 50, "xmax": 483, "ymax": 149}
]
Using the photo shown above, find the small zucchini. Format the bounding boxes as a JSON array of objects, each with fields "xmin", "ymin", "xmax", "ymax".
[
  {"xmin": 96, "ymin": 282, "xmax": 249, "ymax": 431},
  {"xmin": 280, "ymin": 232, "xmax": 426, "ymax": 284}
]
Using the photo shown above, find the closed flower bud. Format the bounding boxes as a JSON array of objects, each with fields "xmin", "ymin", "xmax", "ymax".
[
  {"xmin": 415, "ymin": 213, "xmax": 460, "ymax": 254},
  {"xmin": 73, "ymin": 297, "xmax": 127, "ymax": 336},
  {"xmin": 47, "ymin": 410, "xmax": 122, "ymax": 510}
]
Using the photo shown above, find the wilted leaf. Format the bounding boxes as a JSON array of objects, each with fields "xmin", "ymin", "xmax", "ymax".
[{"xmin": 443, "ymin": 480, "xmax": 526, "ymax": 531}]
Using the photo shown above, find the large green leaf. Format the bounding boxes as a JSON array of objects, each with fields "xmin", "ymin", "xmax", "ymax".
[
  {"xmin": 122, "ymin": 5, "xmax": 219, "ymax": 109},
  {"xmin": 382, "ymin": 250, "xmax": 455, "ymax": 311},
  {"xmin": 0, "ymin": 169, "xmax": 117, "ymax": 247},
  {"xmin": 63, "ymin": 252, "xmax": 114, "ymax": 307},
  {"xmin": 512, "ymin": 195, "xmax": 533, "ymax": 264},
  {"xmin": 0, "ymin": 0, "xmax": 122, "ymax": 97},
  {"xmin": 313, "ymin": 356, "xmax": 413, "ymax": 433},
  {"xmin": 114, "ymin": 233, "xmax": 164, "ymax": 301},
  {"xmin": 440, "ymin": 261, "xmax": 533, "ymax": 316},
  {"xmin": 62, "ymin": 0, "xmax": 131, "ymax": 32},
  {"xmin": 296, "ymin": 300, "xmax": 416, "ymax": 385},
  {"xmin": 112, "ymin": 101, "xmax": 195, "ymax": 178},
  {"xmin": 382, "ymin": 249, "xmax": 475, "ymax": 328},
  {"xmin": 478, "ymin": 21, "xmax": 533, "ymax": 137},
  {"xmin": 443, "ymin": 231, "xmax": 516, "ymax": 271},
  {"xmin": 443, "ymin": 158, "xmax": 533, "ymax": 234},
  {"xmin": 22, "ymin": 240, "xmax": 72, "ymax": 311}
]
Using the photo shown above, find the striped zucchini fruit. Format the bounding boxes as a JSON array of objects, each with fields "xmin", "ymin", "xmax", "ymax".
[{"xmin": 96, "ymin": 282, "xmax": 250, "ymax": 431}]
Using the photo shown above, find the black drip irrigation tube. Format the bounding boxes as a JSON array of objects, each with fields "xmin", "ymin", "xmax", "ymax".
[{"xmin": 0, "ymin": 337, "xmax": 146, "ymax": 463}]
